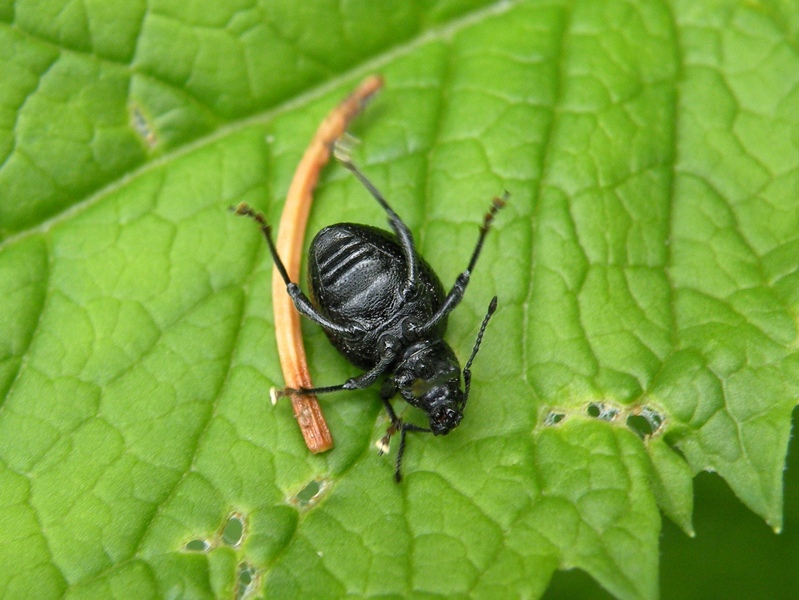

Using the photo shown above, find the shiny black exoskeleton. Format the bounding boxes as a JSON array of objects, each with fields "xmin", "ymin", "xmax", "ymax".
[{"xmin": 234, "ymin": 145, "xmax": 506, "ymax": 481}]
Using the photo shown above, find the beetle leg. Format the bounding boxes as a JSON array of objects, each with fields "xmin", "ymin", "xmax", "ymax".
[
  {"xmin": 375, "ymin": 395, "xmax": 399, "ymax": 453},
  {"xmin": 282, "ymin": 350, "xmax": 396, "ymax": 397},
  {"xmin": 419, "ymin": 192, "xmax": 507, "ymax": 332},
  {"xmin": 394, "ymin": 423, "xmax": 431, "ymax": 482},
  {"xmin": 232, "ymin": 202, "xmax": 359, "ymax": 336},
  {"xmin": 334, "ymin": 146, "xmax": 419, "ymax": 293},
  {"xmin": 376, "ymin": 394, "xmax": 432, "ymax": 483},
  {"xmin": 343, "ymin": 356, "xmax": 393, "ymax": 389},
  {"xmin": 379, "ymin": 393, "xmax": 400, "ymax": 423},
  {"xmin": 379, "ymin": 377, "xmax": 398, "ymax": 401}
]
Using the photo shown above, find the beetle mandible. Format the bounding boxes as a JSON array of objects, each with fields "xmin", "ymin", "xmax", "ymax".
[{"xmin": 234, "ymin": 144, "xmax": 506, "ymax": 481}]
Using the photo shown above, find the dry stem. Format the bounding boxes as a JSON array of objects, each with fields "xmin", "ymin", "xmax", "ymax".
[{"xmin": 273, "ymin": 75, "xmax": 384, "ymax": 453}]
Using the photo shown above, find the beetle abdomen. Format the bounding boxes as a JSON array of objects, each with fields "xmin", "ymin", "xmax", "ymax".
[
  {"xmin": 308, "ymin": 222, "xmax": 448, "ymax": 369},
  {"xmin": 309, "ymin": 224, "xmax": 405, "ymax": 326}
]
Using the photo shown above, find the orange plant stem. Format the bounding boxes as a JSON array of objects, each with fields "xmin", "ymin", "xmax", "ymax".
[{"xmin": 273, "ymin": 75, "xmax": 384, "ymax": 453}]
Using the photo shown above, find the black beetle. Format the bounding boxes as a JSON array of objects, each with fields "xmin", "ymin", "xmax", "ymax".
[{"xmin": 234, "ymin": 145, "xmax": 506, "ymax": 481}]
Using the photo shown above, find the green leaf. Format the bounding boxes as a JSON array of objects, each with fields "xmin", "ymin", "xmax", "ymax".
[{"xmin": 1, "ymin": 1, "xmax": 798, "ymax": 599}]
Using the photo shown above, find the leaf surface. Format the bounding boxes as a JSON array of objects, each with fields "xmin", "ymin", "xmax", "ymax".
[{"xmin": 1, "ymin": 1, "xmax": 798, "ymax": 599}]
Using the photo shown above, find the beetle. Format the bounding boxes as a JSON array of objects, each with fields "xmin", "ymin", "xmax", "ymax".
[{"xmin": 233, "ymin": 144, "xmax": 506, "ymax": 481}]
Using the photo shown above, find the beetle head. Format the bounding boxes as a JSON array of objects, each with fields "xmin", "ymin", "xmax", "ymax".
[
  {"xmin": 424, "ymin": 384, "xmax": 464, "ymax": 435},
  {"xmin": 395, "ymin": 340, "xmax": 465, "ymax": 435}
]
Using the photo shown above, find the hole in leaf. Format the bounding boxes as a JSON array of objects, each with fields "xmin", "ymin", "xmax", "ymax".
[
  {"xmin": 296, "ymin": 480, "xmax": 321, "ymax": 505},
  {"xmin": 222, "ymin": 513, "xmax": 245, "ymax": 547},
  {"xmin": 641, "ymin": 406, "xmax": 665, "ymax": 434},
  {"xmin": 626, "ymin": 414, "xmax": 653, "ymax": 438},
  {"xmin": 544, "ymin": 411, "xmax": 566, "ymax": 426},
  {"xmin": 627, "ymin": 406, "xmax": 665, "ymax": 438},
  {"xmin": 292, "ymin": 478, "xmax": 331, "ymax": 508},
  {"xmin": 587, "ymin": 402, "xmax": 620, "ymax": 421},
  {"xmin": 235, "ymin": 562, "xmax": 258, "ymax": 600},
  {"xmin": 128, "ymin": 103, "xmax": 158, "ymax": 149},
  {"xmin": 184, "ymin": 539, "xmax": 210, "ymax": 552}
]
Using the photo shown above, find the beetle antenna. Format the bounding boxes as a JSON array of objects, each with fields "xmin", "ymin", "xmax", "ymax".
[
  {"xmin": 467, "ymin": 192, "xmax": 509, "ymax": 274},
  {"xmin": 463, "ymin": 296, "xmax": 498, "ymax": 401}
]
